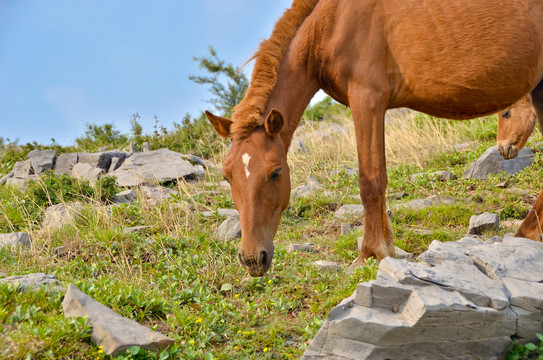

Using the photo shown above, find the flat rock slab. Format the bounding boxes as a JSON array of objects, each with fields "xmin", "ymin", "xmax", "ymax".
[
  {"xmin": 313, "ymin": 260, "xmax": 340, "ymax": 272},
  {"xmin": 287, "ymin": 243, "xmax": 316, "ymax": 253},
  {"xmin": 0, "ymin": 273, "xmax": 63, "ymax": 292},
  {"xmin": 111, "ymin": 148, "xmax": 205, "ymax": 187},
  {"xmin": 303, "ymin": 236, "xmax": 543, "ymax": 359},
  {"xmin": 393, "ymin": 195, "xmax": 455, "ymax": 211},
  {"xmin": 463, "ymin": 146, "xmax": 534, "ymax": 179},
  {"xmin": 335, "ymin": 205, "xmax": 365, "ymax": 221},
  {"xmin": 0, "ymin": 232, "xmax": 32, "ymax": 248},
  {"xmin": 63, "ymin": 284, "xmax": 174, "ymax": 356}
]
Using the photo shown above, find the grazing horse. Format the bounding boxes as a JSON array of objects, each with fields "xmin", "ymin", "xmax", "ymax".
[
  {"xmin": 206, "ymin": 0, "xmax": 543, "ymax": 277},
  {"xmin": 497, "ymin": 95, "xmax": 543, "ymax": 242},
  {"xmin": 497, "ymin": 95, "xmax": 538, "ymax": 160}
]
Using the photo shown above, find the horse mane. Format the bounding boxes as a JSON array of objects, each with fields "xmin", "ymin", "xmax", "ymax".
[{"xmin": 230, "ymin": 0, "xmax": 320, "ymax": 139}]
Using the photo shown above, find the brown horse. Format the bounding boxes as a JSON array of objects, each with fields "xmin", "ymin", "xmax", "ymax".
[
  {"xmin": 206, "ymin": 0, "xmax": 543, "ymax": 277},
  {"xmin": 497, "ymin": 95, "xmax": 543, "ymax": 242}
]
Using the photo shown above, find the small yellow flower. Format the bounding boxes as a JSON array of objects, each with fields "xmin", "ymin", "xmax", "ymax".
[
  {"xmin": 236, "ymin": 278, "xmax": 240, "ymax": 282},
  {"xmin": 234, "ymin": 294, "xmax": 240, "ymax": 298},
  {"xmin": 189, "ymin": 340, "xmax": 195, "ymax": 345},
  {"xmin": 195, "ymin": 317, "xmax": 202, "ymax": 323},
  {"xmin": 234, "ymin": 346, "xmax": 239, "ymax": 350},
  {"xmin": 267, "ymin": 279, "xmax": 272, "ymax": 284},
  {"xmin": 263, "ymin": 347, "xmax": 269, "ymax": 352},
  {"xmin": 237, "ymin": 330, "xmax": 242, "ymax": 334}
]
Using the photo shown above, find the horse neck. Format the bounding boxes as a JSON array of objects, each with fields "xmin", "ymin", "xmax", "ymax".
[{"xmin": 264, "ymin": 45, "xmax": 320, "ymax": 150}]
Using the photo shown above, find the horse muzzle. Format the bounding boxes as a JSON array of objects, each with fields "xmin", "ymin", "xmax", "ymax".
[
  {"xmin": 238, "ymin": 247, "xmax": 274, "ymax": 277},
  {"xmin": 497, "ymin": 142, "xmax": 519, "ymax": 160}
]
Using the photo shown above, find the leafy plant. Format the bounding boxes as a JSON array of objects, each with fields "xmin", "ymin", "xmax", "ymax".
[
  {"xmin": 508, "ymin": 334, "xmax": 543, "ymax": 360},
  {"xmin": 189, "ymin": 46, "xmax": 249, "ymax": 117}
]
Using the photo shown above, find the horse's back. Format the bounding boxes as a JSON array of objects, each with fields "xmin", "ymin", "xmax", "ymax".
[{"xmin": 318, "ymin": 0, "xmax": 543, "ymax": 117}]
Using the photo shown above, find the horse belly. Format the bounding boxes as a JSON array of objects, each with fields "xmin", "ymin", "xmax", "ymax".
[{"xmin": 382, "ymin": 0, "xmax": 543, "ymax": 118}]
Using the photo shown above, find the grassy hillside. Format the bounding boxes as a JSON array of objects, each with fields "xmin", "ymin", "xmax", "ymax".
[{"xmin": 1, "ymin": 106, "xmax": 542, "ymax": 359}]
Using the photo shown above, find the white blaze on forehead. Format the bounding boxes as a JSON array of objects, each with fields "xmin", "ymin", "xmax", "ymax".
[{"xmin": 242, "ymin": 153, "xmax": 251, "ymax": 178}]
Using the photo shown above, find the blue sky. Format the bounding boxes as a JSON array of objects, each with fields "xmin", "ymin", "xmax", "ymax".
[{"xmin": 0, "ymin": 0, "xmax": 298, "ymax": 145}]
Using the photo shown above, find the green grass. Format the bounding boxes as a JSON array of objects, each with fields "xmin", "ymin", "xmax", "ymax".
[{"xmin": 1, "ymin": 111, "xmax": 542, "ymax": 358}]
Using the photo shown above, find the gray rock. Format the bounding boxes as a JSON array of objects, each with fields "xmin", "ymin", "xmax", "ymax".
[
  {"xmin": 55, "ymin": 153, "xmax": 79, "ymax": 174},
  {"xmin": 0, "ymin": 232, "xmax": 32, "ymax": 248},
  {"xmin": 395, "ymin": 246, "xmax": 414, "ymax": 261},
  {"xmin": 5, "ymin": 176, "xmax": 30, "ymax": 188},
  {"xmin": 78, "ymin": 151, "xmax": 129, "ymax": 173},
  {"xmin": 108, "ymin": 156, "xmax": 123, "ymax": 173},
  {"xmin": 113, "ymin": 189, "xmax": 138, "ymax": 204},
  {"xmin": 128, "ymin": 142, "xmax": 138, "ymax": 153},
  {"xmin": 42, "ymin": 203, "xmax": 84, "ymax": 229},
  {"xmin": 387, "ymin": 191, "xmax": 409, "ymax": 200},
  {"xmin": 292, "ymin": 176, "xmax": 321, "ymax": 198},
  {"xmin": 454, "ymin": 142, "xmax": 476, "ymax": 151},
  {"xmin": 469, "ymin": 212, "xmax": 499, "ymax": 235},
  {"xmin": 287, "ymin": 243, "xmax": 316, "ymax": 253},
  {"xmin": 0, "ymin": 273, "xmax": 63, "ymax": 292},
  {"xmin": 290, "ymin": 139, "xmax": 306, "ymax": 152},
  {"xmin": 303, "ymin": 237, "xmax": 543, "ymax": 359},
  {"xmin": 28, "ymin": 149, "xmax": 56, "ymax": 174},
  {"xmin": 62, "ymin": 284, "xmax": 174, "ymax": 356},
  {"xmin": 313, "ymin": 260, "xmax": 340, "ymax": 272},
  {"xmin": 463, "ymin": 146, "xmax": 534, "ymax": 179},
  {"xmin": 140, "ymin": 185, "xmax": 178, "ymax": 202},
  {"xmin": 393, "ymin": 195, "xmax": 455, "ymax": 210},
  {"xmin": 217, "ymin": 208, "xmax": 239, "ymax": 217},
  {"xmin": 216, "ymin": 217, "xmax": 242, "ymax": 241},
  {"xmin": 340, "ymin": 223, "xmax": 353, "ymax": 236},
  {"xmin": 409, "ymin": 171, "xmax": 457, "ymax": 182},
  {"xmin": 111, "ymin": 149, "xmax": 205, "ymax": 187},
  {"xmin": 335, "ymin": 205, "xmax": 365, "ymax": 221},
  {"xmin": 72, "ymin": 162, "xmax": 105, "ymax": 181},
  {"xmin": 12, "ymin": 160, "xmax": 33, "ymax": 178},
  {"xmin": 141, "ymin": 142, "xmax": 151, "ymax": 152},
  {"xmin": 0, "ymin": 171, "xmax": 14, "ymax": 185}
]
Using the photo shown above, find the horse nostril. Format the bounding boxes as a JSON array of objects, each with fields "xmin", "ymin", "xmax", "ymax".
[
  {"xmin": 259, "ymin": 250, "xmax": 268, "ymax": 267},
  {"xmin": 238, "ymin": 253, "xmax": 246, "ymax": 267}
]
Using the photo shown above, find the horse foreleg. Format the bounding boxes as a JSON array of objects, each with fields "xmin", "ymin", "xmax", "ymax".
[
  {"xmin": 530, "ymin": 80, "xmax": 543, "ymax": 137},
  {"xmin": 516, "ymin": 188, "xmax": 543, "ymax": 241},
  {"xmin": 349, "ymin": 89, "xmax": 396, "ymax": 272}
]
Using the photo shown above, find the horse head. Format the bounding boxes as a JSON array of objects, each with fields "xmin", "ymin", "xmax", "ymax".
[
  {"xmin": 206, "ymin": 109, "xmax": 291, "ymax": 277},
  {"xmin": 497, "ymin": 95, "xmax": 536, "ymax": 159}
]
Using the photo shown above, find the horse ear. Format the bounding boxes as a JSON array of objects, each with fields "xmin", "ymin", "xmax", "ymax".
[
  {"xmin": 205, "ymin": 111, "xmax": 233, "ymax": 138},
  {"xmin": 265, "ymin": 109, "xmax": 284, "ymax": 136}
]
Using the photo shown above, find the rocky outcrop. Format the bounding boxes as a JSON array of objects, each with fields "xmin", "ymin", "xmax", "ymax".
[
  {"xmin": 303, "ymin": 236, "xmax": 543, "ymax": 359},
  {"xmin": 110, "ymin": 149, "xmax": 205, "ymax": 187},
  {"xmin": 463, "ymin": 146, "xmax": 534, "ymax": 179},
  {"xmin": 62, "ymin": 284, "xmax": 174, "ymax": 356},
  {"xmin": 3, "ymin": 148, "xmax": 207, "ymax": 188}
]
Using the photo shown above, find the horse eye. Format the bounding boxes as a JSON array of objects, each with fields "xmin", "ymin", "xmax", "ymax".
[
  {"xmin": 270, "ymin": 169, "xmax": 282, "ymax": 180},
  {"xmin": 502, "ymin": 110, "xmax": 512, "ymax": 119}
]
